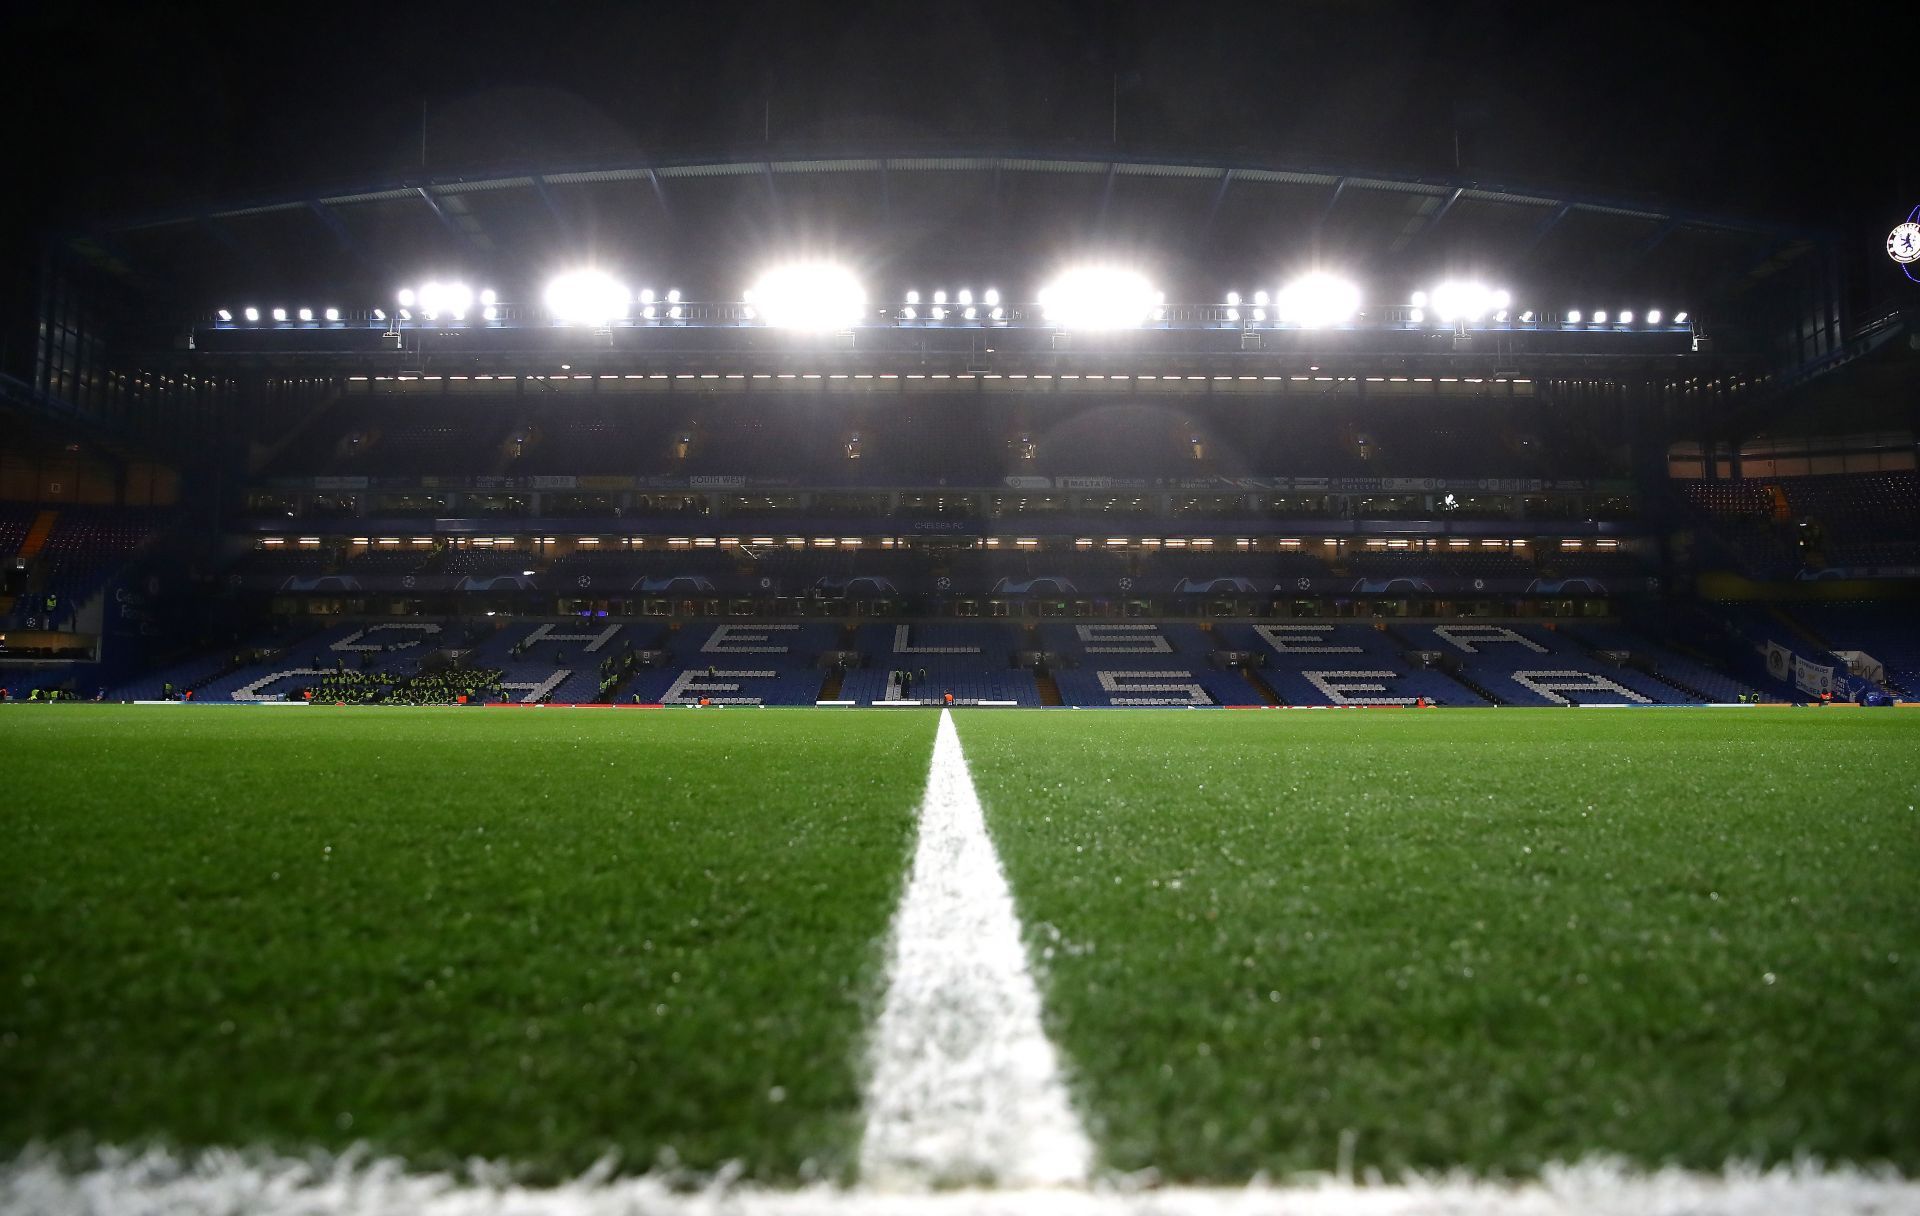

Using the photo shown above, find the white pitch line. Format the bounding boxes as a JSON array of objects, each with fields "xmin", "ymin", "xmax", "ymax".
[
  {"xmin": 858, "ymin": 708, "xmax": 1095, "ymax": 1190},
  {"xmin": 7, "ymin": 1148, "xmax": 1918, "ymax": 1216}
]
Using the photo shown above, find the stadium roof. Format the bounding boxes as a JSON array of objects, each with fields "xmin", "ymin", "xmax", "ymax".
[{"xmin": 69, "ymin": 145, "xmax": 1827, "ymax": 311}]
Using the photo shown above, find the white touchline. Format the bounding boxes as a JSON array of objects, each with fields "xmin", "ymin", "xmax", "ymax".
[{"xmin": 858, "ymin": 708, "xmax": 1095, "ymax": 1190}]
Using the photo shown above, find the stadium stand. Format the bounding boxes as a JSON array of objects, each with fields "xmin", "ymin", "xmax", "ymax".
[
  {"xmin": 1213, "ymin": 622, "xmax": 1490, "ymax": 706},
  {"xmin": 1039, "ymin": 622, "xmax": 1257, "ymax": 706},
  {"xmin": 842, "ymin": 623, "xmax": 1041, "ymax": 705},
  {"xmin": 1393, "ymin": 622, "xmax": 1695, "ymax": 705}
]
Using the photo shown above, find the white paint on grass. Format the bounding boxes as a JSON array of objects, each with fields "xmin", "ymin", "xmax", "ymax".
[
  {"xmin": 6, "ymin": 1148, "xmax": 1915, "ymax": 1216},
  {"xmin": 859, "ymin": 708, "xmax": 1094, "ymax": 1190}
]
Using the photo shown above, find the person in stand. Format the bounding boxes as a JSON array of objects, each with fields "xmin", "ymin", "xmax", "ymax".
[
  {"xmin": 943, "ymin": 691, "xmax": 954, "ymax": 706},
  {"xmin": 163, "ymin": 681, "xmax": 175, "ymax": 701}
]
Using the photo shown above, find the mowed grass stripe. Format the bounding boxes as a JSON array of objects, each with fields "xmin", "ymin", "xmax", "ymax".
[
  {"xmin": 0, "ymin": 706, "xmax": 936, "ymax": 1181},
  {"xmin": 957, "ymin": 708, "xmax": 1920, "ymax": 1182}
]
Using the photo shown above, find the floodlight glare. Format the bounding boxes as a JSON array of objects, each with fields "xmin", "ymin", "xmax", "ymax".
[
  {"xmin": 1494, "ymin": 309, "xmax": 1509, "ymax": 323},
  {"xmin": 1225, "ymin": 307, "xmax": 1240, "ymax": 322},
  {"xmin": 479, "ymin": 289, "xmax": 497, "ymax": 306},
  {"xmin": 1252, "ymin": 308, "xmax": 1267, "ymax": 322},
  {"xmin": 544, "ymin": 271, "xmax": 630, "ymax": 326},
  {"xmin": 639, "ymin": 288, "xmax": 656, "ymax": 304},
  {"xmin": 906, "ymin": 290, "xmax": 920, "ymax": 305},
  {"xmin": 1274, "ymin": 272, "xmax": 1361, "ymax": 328},
  {"xmin": 933, "ymin": 289, "xmax": 947, "ymax": 305},
  {"xmin": 1593, "ymin": 310, "xmax": 1608, "ymax": 323},
  {"xmin": 990, "ymin": 306, "xmax": 1005, "ymax": 321},
  {"xmin": 1674, "ymin": 311, "xmax": 1689, "ymax": 323},
  {"xmin": 397, "ymin": 288, "xmax": 416, "ymax": 307},
  {"xmin": 1647, "ymin": 309, "xmax": 1663, "ymax": 324},
  {"xmin": 483, "ymin": 306, "xmax": 498, "ymax": 321},
  {"xmin": 324, "ymin": 308, "xmax": 340, "ymax": 321},
  {"xmin": 418, "ymin": 281, "xmax": 474, "ymax": 321},
  {"xmin": 1410, "ymin": 291, "xmax": 1428, "ymax": 307},
  {"xmin": 372, "ymin": 309, "xmax": 386, "ymax": 321},
  {"xmin": 1492, "ymin": 289, "xmax": 1512, "ymax": 309},
  {"xmin": 297, "ymin": 308, "xmax": 313, "ymax": 321},
  {"xmin": 1253, "ymin": 290, "xmax": 1270, "ymax": 307},
  {"xmin": 1225, "ymin": 291, "xmax": 1242, "ymax": 307},
  {"xmin": 1566, "ymin": 309, "xmax": 1582, "ymax": 323},
  {"xmin": 216, "ymin": 309, "xmax": 232, "ymax": 321},
  {"xmin": 1428, "ymin": 281, "xmax": 1501, "ymax": 323},
  {"xmin": 1409, "ymin": 308, "xmax": 1425, "ymax": 323},
  {"xmin": 902, "ymin": 306, "xmax": 917, "ymax": 320},
  {"xmin": 272, "ymin": 308, "xmax": 287, "ymax": 321},
  {"xmin": 667, "ymin": 289, "xmax": 682, "ymax": 303},
  {"xmin": 244, "ymin": 307, "xmax": 259, "ymax": 322},
  {"xmin": 747, "ymin": 262, "xmax": 867, "ymax": 329},
  {"xmin": 1037, "ymin": 265, "xmax": 1160, "ymax": 329},
  {"xmin": 398, "ymin": 309, "xmax": 412, "ymax": 321},
  {"xmin": 963, "ymin": 306, "xmax": 977, "ymax": 320},
  {"xmin": 958, "ymin": 288, "xmax": 973, "ymax": 305},
  {"xmin": 1519, "ymin": 310, "xmax": 1535, "ymax": 323},
  {"xmin": 983, "ymin": 288, "xmax": 1000, "ymax": 306},
  {"xmin": 642, "ymin": 305, "xmax": 657, "ymax": 320},
  {"xmin": 1618, "ymin": 310, "xmax": 1633, "ymax": 324},
  {"xmin": 932, "ymin": 306, "xmax": 947, "ymax": 321}
]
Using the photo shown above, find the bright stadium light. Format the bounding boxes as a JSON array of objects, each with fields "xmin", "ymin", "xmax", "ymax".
[
  {"xmin": 417, "ymin": 280, "xmax": 474, "ymax": 321},
  {"xmin": 216, "ymin": 309, "xmax": 232, "ymax": 321},
  {"xmin": 1492, "ymin": 289, "xmax": 1512, "ymax": 309},
  {"xmin": 272, "ymin": 308, "xmax": 287, "ymax": 322},
  {"xmin": 544, "ymin": 271, "xmax": 630, "ymax": 326},
  {"xmin": 906, "ymin": 290, "xmax": 920, "ymax": 305},
  {"xmin": 1494, "ymin": 309, "xmax": 1509, "ymax": 323},
  {"xmin": 398, "ymin": 309, "xmax": 412, "ymax": 321},
  {"xmin": 1225, "ymin": 291, "xmax": 1242, "ymax": 307},
  {"xmin": 933, "ymin": 289, "xmax": 947, "ymax": 305},
  {"xmin": 1252, "ymin": 307, "xmax": 1267, "ymax": 322},
  {"xmin": 1274, "ymin": 272, "xmax": 1361, "ymax": 328},
  {"xmin": 963, "ymin": 306, "xmax": 978, "ymax": 320},
  {"xmin": 1674, "ymin": 310, "xmax": 1689, "ymax": 324},
  {"xmin": 639, "ymin": 288, "xmax": 656, "ymax": 304},
  {"xmin": 667, "ymin": 289, "xmax": 682, "ymax": 303},
  {"xmin": 932, "ymin": 306, "xmax": 947, "ymax": 321},
  {"xmin": 483, "ymin": 305, "xmax": 498, "ymax": 321},
  {"xmin": 1619, "ymin": 310, "xmax": 1634, "ymax": 324},
  {"xmin": 397, "ymin": 288, "xmax": 416, "ymax": 307},
  {"xmin": 1519, "ymin": 310, "xmax": 1535, "ymax": 323},
  {"xmin": 1647, "ymin": 309, "xmax": 1663, "ymax": 324},
  {"xmin": 1410, "ymin": 290, "xmax": 1428, "ymax": 307},
  {"xmin": 1593, "ymin": 310, "xmax": 1608, "ymax": 324},
  {"xmin": 1409, "ymin": 308, "xmax": 1425, "ymax": 323},
  {"xmin": 1253, "ymin": 290, "xmax": 1270, "ymax": 307},
  {"xmin": 990, "ymin": 306, "xmax": 1005, "ymax": 321},
  {"xmin": 297, "ymin": 307, "xmax": 313, "ymax": 322},
  {"xmin": 372, "ymin": 309, "xmax": 386, "ymax": 321},
  {"xmin": 1566, "ymin": 309, "xmax": 1582, "ymax": 323},
  {"xmin": 983, "ymin": 288, "xmax": 1000, "ymax": 306},
  {"xmin": 244, "ymin": 307, "xmax": 260, "ymax": 322},
  {"xmin": 1038, "ymin": 265, "xmax": 1160, "ymax": 329},
  {"xmin": 479, "ymin": 288, "xmax": 497, "ymax": 306},
  {"xmin": 746, "ymin": 262, "xmax": 867, "ymax": 330},
  {"xmin": 1225, "ymin": 307, "xmax": 1240, "ymax": 322},
  {"xmin": 902, "ymin": 306, "xmax": 917, "ymax": 320},
  {"xmin": 323, "ymin": 307, "xmax": 340, "ymax": 322},
  {"xmin": 958, "ymin": 288, "xmax": 973, "ymax": 305},
  {"xmin": 1429, "ymin": 281, "xmax": 1501, "ymax": 323}
]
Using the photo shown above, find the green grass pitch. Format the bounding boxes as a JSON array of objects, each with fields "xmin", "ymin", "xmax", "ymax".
[{"xmin": 2, "ymin": 705, "xmax": 1916, "ymax": 1184}]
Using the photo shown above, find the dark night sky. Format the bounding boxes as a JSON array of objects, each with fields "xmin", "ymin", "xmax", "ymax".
[{"xmin": 6, "ymin": 0, "xmax": 1906, "ymax": 233}]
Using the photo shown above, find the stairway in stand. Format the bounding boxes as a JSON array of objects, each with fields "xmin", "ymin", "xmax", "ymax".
[{"xmin": 19, "ymin": 510, "xmax": 57, "ymax": 560}]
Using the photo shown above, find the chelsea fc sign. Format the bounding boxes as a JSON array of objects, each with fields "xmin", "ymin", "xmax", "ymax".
[{"xmin": 1891, "ymin": 207, "xmax": 1920, "ymax": 282}]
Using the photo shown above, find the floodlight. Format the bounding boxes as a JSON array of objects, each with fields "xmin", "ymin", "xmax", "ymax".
[
  {"xmin": 1519, "ymin": 310, "xmax": 1535, "ymax": 322},
  {"xmin": 746, "ymin": 262, "xmax": 867, "ymax": 329},
  {"xmin": 1274, "ymin": 272, "xmax": 1361, "ymax": 328},
  {"xmin": 479, "ymin": 289, "xmax": 496, "ymax": 306},
  {"xmin": 1226, "ymin": 307, "xmax": 1240, "ymax": 322},
  {"xmin": 272, "ymin": 308, "xmax": 287, "ymax": 321},
  {"xmin": 1410, "ymin": 291, "xmax": 1428, "ymax": 307},
  {"xmin": 1428, "ymin": 281, "xmax": 1501, "ymax": 323},
  {"xmin": 1647, "ymin": 309, "xmax": 1663, "ymax": 324},
  {"xmin": 1566, "ymin": 309, "xmax": 1582, "ymax": 323},
  {"xmin": 906, "ymin": 290, "xmax": 920, "ymax": 305},
  {"xmin": 964, "ymin": 306, "xmax": 977, "ymax": 320},
  {"xmin": 216, "ymin": 309, "xmax": 232, "ymax": 321},
  {"xmin": 1593, "ymin": 310, "xmax": 1608, "ymax": 323},
  {"xmin": 1408, "ymin": 308, "xmax": 1425, "ymax": 323},
  {"xmin": 639, "ymin": 288, "xmax": 656, "ymax": 304},
  {"xmin": 990, "ymin": 306, "xmax": 1005, "ymax": 321},
  {"xmin": 297, "ymin": 308, "xmax": 313, "ymax": 321},
  {"xmin": 983, "ymin": 288, "xmax": 1000, "ymax": 306},
  {"xmin": 933, "ymin": 289, "xmax": 947, "ymax": 305},
  {"xmin": 544, "ymin": 270, "xmax": 630, "ymax": 326},
  {"xmin": 418, "ymin": 281, "xmax": 474, "ymax": 321},
  {"xmin": 642, "ymin": 305, "xmax": 657, "ymax": 319},
  {"xmin": 483, "ymin": 306, "xmax": 498, "ymax": 321},
  {"xmin": 667, "ymin": 289, "xmax": 681, "ymax": 303},
  {"xmin": 1037, "ymin": 265, "xmax": 1160, "ymax": 329},
  {"xmin": 398, "ymin": 309, "xmax": 412, "ymax": 321},
  {"xmin": 372, "ymin": 309, "xmax": 386, "ymax": 321},
  {"xmin": 1252, "ymin": 308, "xmax": 1266, "ymax": 322},
  {"xmin": 1492, "ymin": 289, "xmax": 1512, "ymax": 309},
  {"xmin": 669, "ymin": 305, "xmax": 683, "ymax": 319},
  {"xmin": 1225, "ymin": 291, "xmax": 1242, "ymax": 307},
  {"xmin": 1618, "ymin": 310, "xmax": 1633, "ymax": 324},
  {"xmin": 1494, "ymin": 309, "xmax": 1509, "ymax": 323},
  {"xmin": 1253, "ymin": 290, "xmax": 1270, "ymax": 307},
  {"xmin": 324, "ymin": 308, "xmax": 340, "ymax": 321},
  {"xmin": 397, "ymin": 288, "xmax": 417, "ymax": 307},
  {"xmin": 932, "ymin": 306, "xmax": 947, "ymax": 321},
  {"xmin": 902, "ymin": 306, "xmax": 917, "ymax": 320},
  {"xmin": 958, "ymin": 288, "xmax": 973, "ymax": 305},
  {"xmin": 1674, "ymin": 311, "xmax": 1689, "ymax": 323}
]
